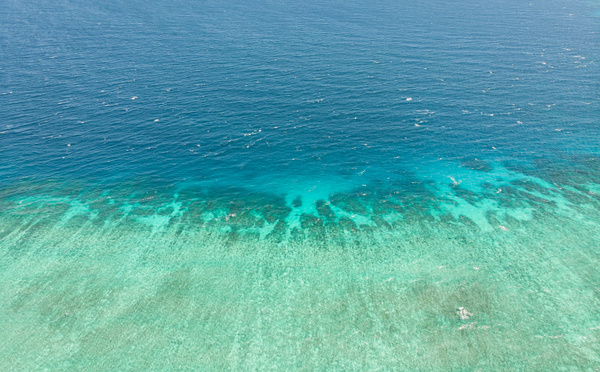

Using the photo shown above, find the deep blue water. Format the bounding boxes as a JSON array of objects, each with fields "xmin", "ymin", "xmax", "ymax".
[
  {"xmin": 2, "ymin": 0, "xmax": 600, "ymax": 369},
  {"xmin": 2, "ymin": 0, "xmax": 599, "ymax": 192}
]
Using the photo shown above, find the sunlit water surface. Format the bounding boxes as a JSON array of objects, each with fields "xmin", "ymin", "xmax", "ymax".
[{"xmin": 1, "ymin": 0, "xmax": 600, "ymax": 369}]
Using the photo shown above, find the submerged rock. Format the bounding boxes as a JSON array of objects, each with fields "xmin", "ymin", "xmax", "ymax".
[
  {"xmin": 457, "ymin": 307, "xmax": 473, "ymax": 320},
  {"xmin": 461, "ymin": 158, "xmax": 493, "ymax": 172}
]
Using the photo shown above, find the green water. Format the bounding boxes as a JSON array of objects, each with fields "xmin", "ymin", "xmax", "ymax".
[{"xmin": 1, "ymin": 157, "xmax": 600, "ymax": 370}]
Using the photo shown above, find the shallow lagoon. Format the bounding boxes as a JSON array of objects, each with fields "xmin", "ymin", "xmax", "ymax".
[{"xmin": 2, "ymin": 155, "xmax": 600, "ymax": 370}]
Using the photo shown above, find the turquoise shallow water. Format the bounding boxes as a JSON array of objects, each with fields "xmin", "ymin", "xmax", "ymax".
[
  {"xmin": 2, "ymin": 156, "xmax": 600, "ymax": 370},
  {"xmin": 2, "ymin": 0, "xmax": 600, "ymax": 370}
]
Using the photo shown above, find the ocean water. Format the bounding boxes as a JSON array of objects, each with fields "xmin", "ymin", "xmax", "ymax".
[{"xmin": 2, "ymin": 0, "xmax": 600, "ymax": 370}]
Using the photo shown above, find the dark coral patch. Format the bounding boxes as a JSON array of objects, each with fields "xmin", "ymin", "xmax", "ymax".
[{"xmin": 461, "ymin": 158, "xmax": 493, "ymax": 172}]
